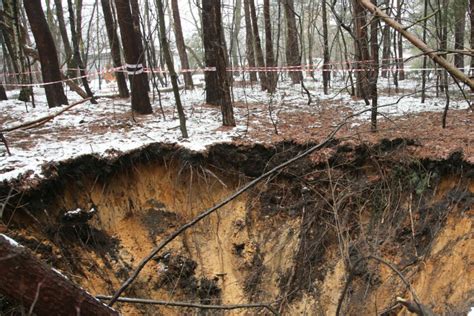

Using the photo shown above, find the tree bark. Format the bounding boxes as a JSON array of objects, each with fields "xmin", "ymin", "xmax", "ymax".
[
  {"xmin": 454, "ymin": 0, "xmax": 468, "ymax": 71},
  {"xmin": 24, "ymin": 0, "xmax": 68, "ymax": 108},
  {"xmin": 129, "ymin": 0, "xmax": 149, "ymax": 92},
  {"xmin": 157, "ymin": 0, "xmax": 188, "ymax": 138},
  {"xmin": 101, "ymin": 0, "xmax": 129, "ymax": 97},
  {"xmin": 470, "ymin": 0, "xmax": 474, "ymax": 75},
  {"xmin": 54, "ymin": 0, "xmax": 73, "ymax": 66},
  {"xmin": 358, "ymin": 0, "xmax": 474, "ymax": 90},
  {"xmin": 171, "ymin": 0, "xmax": 194, "ymax": 90},
  {"xmin": 67, "ymin": 0, "xmax": 97, "ymax": 103},
  {"xmin": 0, "ymin": 84, "xmax": 7, "ymax": 100},
  {"xmin": 248, "ymin": 0, "xmax": 267, "ymax": 90},
  {"xmin": 114, "ymin": 0, "xmax": 152, "ymax": 114},
  {"xmin": 264, "ymin": 0, "xmax": 277, "ymax": 92},
  {"xmin": 202, "ymin": 0, "xmax": 235, "ymax": 126},
  {"xmin": 243, "ymin": 0, "xmax": 257, "ymax": 82},
  {"xmin": 396, "ymin": 0, "xmax": 405, "ymax": 80},
  {"xmin": 283, "ymin": 0, "xmax": 302, "ymax": 84},
  {"xmin": 230, "ymin": 0, "xmax": 243, "ymax": 77},
  {"xmin": 352, "ymin": 0, "xmax": 371, "ymax": 99},
  {"xmin": 322, "ymin": 0, "xmax": 331, "ymax": 94},
  {"xmin": 0, "ymin": 234, "xmax": 119, "ymax": 315},
  {"xmin": 370, "ymin": 0, "xmax": 379, "ymax": 131}
]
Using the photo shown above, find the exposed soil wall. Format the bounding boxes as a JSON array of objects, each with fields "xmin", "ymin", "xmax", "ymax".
[{"xmin": 0, "ymin": 140, "xmax": 473, "ymax": 315}]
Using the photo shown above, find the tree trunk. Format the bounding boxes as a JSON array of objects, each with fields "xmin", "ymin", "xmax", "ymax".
[
  {"xmin": 171, "ymin": 0, "xmax": 194, "ymax": 90},
  {"xmin": 352, "ymin": 0, "xmax": 371, "ymax": 100},
  {"xmin": 67, "ymin": 0, "xmax": 97, "ymax": 103},
  {"xmin": 322, "ymin": 0, "xmax": 331, "ymax": 94},
  {"xmin": 421, "ymin": 0, "xmax": 429, "ymax": 103},
  {"xmin": 248, "ymin": 0, "xmax": 267, "ymax": 90},
  {"xmin": 358, "ymin": 0, "xmax": 474, "ymax": 90},
  {"xmin": 0, "ymin": 84, "xmax": 7, "ymax": 100},
  {"xmin": 54, "ymin": 0, "xmax": 74, "ymax": 68},
  {"xmin": 370, "ymin": 0, "xmax": 379, "ymax": 131},
  {"xmin": 0, "ymin": 234, "xmax": 119, "ymax": 315},
  {"xmin": 396, "ymin": 0, "xmax": 405, "ymax": 80},
  {"xmin": 243, "ymin": 0, "xmax": 257, "ymax": 82},
  {"xmin": 130, "ymin": 0, "xmax": 149, "ymax": 92},
  {"xmin": 114, "ymin": 0, "xmax": 152, "ymax": 114},
  {"xmin": 202, "ymin": 0, "xmax": 235, "ymax": 126},
  {"xmin": 283, "ymin": 0, "xmax": 302, "ymax": 84},
  {"xmin": 157, "ymin": 0, "xmax": 188, "ymax": 138},
  {"xmin": 381, "ymin": 0, "xmax": 391, "ymax": 78},
  {"xmin": 470, "ymin": 0, "xmax": 474, "ymax": 75},
  {"xmin": 230, "ymin": 0, "xmax": 243, "ymax": 76},
  {"xmin": 454, "ymin": 0, "xmax": 468, "ymax": 71},
  {"xmin": 101, "ymin": 0, "xmax": 129, "ymax": 97},
  {"xmin": 24, "ymin": 0, "xmax": 68, "ymax": 108},
  {"xmin": 264, "ymin": 0, "xmax": 277, "ymax": 92}
]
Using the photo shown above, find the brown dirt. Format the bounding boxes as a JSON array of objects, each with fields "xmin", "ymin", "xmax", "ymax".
[{"xmin": 0, "ymin": 141, "xmax": 473, "ymax": 315}]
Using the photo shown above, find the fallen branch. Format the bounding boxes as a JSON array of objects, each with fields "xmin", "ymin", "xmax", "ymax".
[
  {"xmin": 0, "ymin": 98, "xmax": 91, "ymax": 133},
  {"xmin": 358, "ymin": 0, "xmax": 474, "ymax": 90},
  {"xmin": 335, "ymin": 255, "xmax": 424, "ymax": 316},
  {"xmin": 97, "ymin": 295, "xmax": 279, "ymax": 315},
  {"xmin": 0, "ymin": 234, "xmax": 118, "ymax": 315},
  {"xmin": 108, "ymin": 105, "xmax": 392, "ymax": 306}
]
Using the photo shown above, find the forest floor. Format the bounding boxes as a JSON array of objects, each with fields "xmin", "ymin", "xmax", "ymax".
[{"xmin": 0, "ymin": 75, "xmax": 472, "ymax": 184}]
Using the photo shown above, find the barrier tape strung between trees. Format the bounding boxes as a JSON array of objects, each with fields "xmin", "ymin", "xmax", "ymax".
[{"xmin": 0, "ymin": 64, "xmax": 469, "ymax": 88}]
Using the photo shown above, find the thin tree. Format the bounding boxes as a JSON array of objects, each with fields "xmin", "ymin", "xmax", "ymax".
[
  {"xmin": 67, "ymin": 0, "xmax": 97, "ymax": 104},
  {"xmin": 454, "ymin": 0, "xmax": 468, "ymax": 71},
  {"xmin": 114, "ymin": 0, "xmax": 152, "ymax": 114},
  {"xmin": 243, "ymin": 0, "xmax": 257, "ymax": 82},
  {"xmin": 322, "ymin": 0, "xmax": 331, "ymax": 94},
  {"xmin": 264, "ymin": 0, "xmax": 277, "ymax": 93},
  {"xmin": 283, "ymin": 0, "xmax": 302, "ymax": 84},
  {"xmin": 395, "ymin": 0, "xmax": 405, "ymax": 80},
  {"xmin": 101, "ymin": 0, "xmax": 129, "ymax": 97},
  {"xmin": 24, "ymin": 0, "xmax": 68, "ymax": 108},
  {"xmin": 370, "ymin": 0, "xmax": 379, "ymax": 131},
  {"xmin": 421, "ymin": 0, "xmax": 429, "ymax": 103},
  {"xmin": 248, "ymin": 0, "xmax": 267, "ymax": 90},
  {"xmin": 352, "ymin": 0, "xmax": 371, "ymax": 100},
  {"xmin": 54, "ymin": 0, "xmax": 76, "ymax": 78},
  {"xmin": 230, "ymin": 0, "xmax": 243, "ymax": 77},
  {"xmin": 171, "ymin": 0, "xmax": 194, "ymax": 90},
  {"xmin": 156, "ymin": 0, "xmax": 188, "ymax": 138},
  {"xmin": 202, "ymin": 0, "xmax": 235, "ymax": 126},
  {"xmin": 471, "ymin": 0, "xmax": 474, "ymax": 75}
]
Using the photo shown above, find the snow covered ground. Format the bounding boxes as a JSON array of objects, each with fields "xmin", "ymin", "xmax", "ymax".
[{"xmin": 0, "ymin": 76, "xmax": 469, "ymax": 182}]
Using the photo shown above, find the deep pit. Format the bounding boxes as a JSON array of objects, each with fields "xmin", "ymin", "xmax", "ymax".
[{"xmin": 1, "ymin": 141, "xmax": 473, "ymax": 315}]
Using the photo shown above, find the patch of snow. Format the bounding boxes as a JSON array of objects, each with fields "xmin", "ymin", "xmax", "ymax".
[
  {"xmin": 52, "ymin": 268, "xmax": 69, "ymax": 279},
  {"xmin": 0, "ymin": 78, "xmax": 468, "ymax": 183},
  {"xmin": 0, "ymin": 234, "xmax": 21, "ymax": 247}
]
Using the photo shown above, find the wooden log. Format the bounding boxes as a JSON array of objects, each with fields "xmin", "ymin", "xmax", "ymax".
[{"xmin": 0, "ymin": 234, "xmax": 118, "ymax": 316}]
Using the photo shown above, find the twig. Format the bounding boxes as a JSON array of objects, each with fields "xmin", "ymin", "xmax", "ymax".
[
  {"xmin": 0, "ymin": 133, "xmax": 11, "ymax": 156},
  {"xmin": 0, "ymin": 98, "xmax": 92, "ymax": 133},
  {"xmin": 335, "ymin": 255, "xmax": 424, "ymax": 316},
  {"xmin": 97, "ymin": 295, "xmax": 279, "ymax": 315},
  {"xmin": 107, "ymin": 104, "xmax": 410, "ymax": 306}
]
